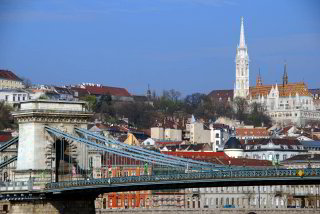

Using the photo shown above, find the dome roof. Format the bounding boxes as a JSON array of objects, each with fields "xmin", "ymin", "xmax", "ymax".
[{"xmin": 224, "ymin": 137, "xmax": 243, "ymax": 150}]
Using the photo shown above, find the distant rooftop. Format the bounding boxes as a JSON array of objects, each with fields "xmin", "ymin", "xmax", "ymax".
[{"xmin": 0, "ymin": 70, "xmax": 22, "ymax": 81}]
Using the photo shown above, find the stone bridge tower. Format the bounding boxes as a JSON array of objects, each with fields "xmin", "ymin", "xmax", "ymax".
[{"xmin": 12, "ymin": 100, "xmax": 92, "ymax": 183}]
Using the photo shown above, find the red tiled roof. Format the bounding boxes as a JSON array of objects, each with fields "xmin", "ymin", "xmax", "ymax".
[
  {"xmin": 0, "ymin": 132, "xmax": 12, "ymax": 143},
  {"xmin": 243, "ymin": 138, "xmax": 301, "ymax": 146},
  {"xmin": 85, "ymin": 85, "xmax": 131, "ymax": 97},
  {"xmin": 162, "ymin": 151, "xmax": 227, "ymax": 158},
  {"xmin": 250, "ymin": 82, "xmax": 311, "ymax": 97},
  {"xmin": 156, "ymin": 141, "xmax": 183, "ymax": 146},
  {"xmin": 211, "ymin": 123, "xmax": 229, "ymax": 129},
  {"xmin": 70, "ymin": 87, "xmax": 90, "ymax": 97},
  {"xmin": 281, "ymin": 126, "xmax": 293, "ymax": 134},
  {"xmin": 218, "ymin": 157, "xmax": 272, "ymax": 167},
  {"xmin": 0, "ymin": 70, "xmax": 22, "ymax": 81},
  {"xmin": 162, "ymin": 151, "xmax": 272, "ymax": 167},
  {"xmin": 236, "ymin": 127, "xmax": 269, "ymax": 137},
  {"xmin": 208, "ymin": 89, "xmax": 233, "ymax": 101}
]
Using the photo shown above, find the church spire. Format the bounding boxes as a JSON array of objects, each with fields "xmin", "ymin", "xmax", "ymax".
[
  {"xmin": 234, "ymin": 17, "xmax": 249, "ymax": 99},
  {"xmin": 283, "ymin": 61, "xmax": 288, "ymax": 85},
  {"xmin": 239, "ymin": 17, "xmax": 246, "ymax": 48},
  {"xmin": 256, "ymin": 67, "xmax": 262, "ymax": 86}
]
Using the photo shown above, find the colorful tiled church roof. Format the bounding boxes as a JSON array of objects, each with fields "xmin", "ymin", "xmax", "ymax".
[{"xmin": 250, "ymin": 82, "xmax": 311, "ymax": 98}]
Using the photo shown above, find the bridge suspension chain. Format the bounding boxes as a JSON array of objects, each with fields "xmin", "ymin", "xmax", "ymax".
[
  {"xmin": 45, "ymin": 126, "xmax": 195, "ymax": 169},
  {"xmin": 75, "ymin": 128, "xmax": 219, "ymax": 169}
]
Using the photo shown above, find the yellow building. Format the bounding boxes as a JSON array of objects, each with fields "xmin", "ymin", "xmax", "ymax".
[
  {"xmin": 124, "ymin": 133, "xmax": 140, "ymax": 146},
  {"xmin": 0, "ymin": 70, "xmax": 24, "ymax": 89}
]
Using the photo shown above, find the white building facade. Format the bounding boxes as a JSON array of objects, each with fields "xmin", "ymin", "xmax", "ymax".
[
  {"xmin": 243, "ymin": 138, "xmax": 306, "ymax": 161},
  {"xmin": 186, "ymin": 122, "xmax": 210, "ymax": 144},
  {"xmin": 231, "ymin": 17, "xmax": 320, "ymax": 126},
  {"xmin": 198, "ymin": 185, "xmax": 320, "ymax": 209},
  {"xmin": 151, "ymin": 127, "xmax": 182, "ymax": 141},
  {"xmin": 0, "ymin": 89, "xmax": 30, "ymax": 105}
]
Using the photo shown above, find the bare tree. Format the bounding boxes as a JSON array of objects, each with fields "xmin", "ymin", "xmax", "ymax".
[{"xmin": 21, "ymin": 77, "xmax": 32, "ymax": 88}]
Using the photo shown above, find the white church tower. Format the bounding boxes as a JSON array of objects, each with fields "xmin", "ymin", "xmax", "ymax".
[{"xmin": 234, "ymin": 17, "xmax": 249, "ymax": 98}]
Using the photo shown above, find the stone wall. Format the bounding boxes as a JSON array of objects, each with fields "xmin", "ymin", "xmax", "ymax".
[
  {"xmin": 97, "ymin": 208, "xmax": 320, "ymax": 214},
  {"xmin": 7, "ymin": 200, "xmax": 95, "ymax": 214}
]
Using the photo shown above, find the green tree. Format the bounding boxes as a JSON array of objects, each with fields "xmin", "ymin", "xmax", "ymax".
[
  {"xmin": 95, "ymin": 94, "xmax": 115, "ymax": 123},
  {"xmin": 247, "ymin": 102, "xmax": 271, "ymax": 127},
  {"xmin": 233, "ymin": 97, "xmax": 248, "ymax": 122},
  {"xmin": 153, "ymin": 89, "xmax": 184, "ymax": 115},
  {"xmin": 80, "ymin": 95, "xmax": 96, "ymax": 111},
  {"xmin": 115, "ymin": 102, "xmax": 155, "ymax": 129},
  {"xmin": 0, "ymin": 102, "xmax": 13, "ymax": 130},
  {"xmin": 184, "ymin": 93, "xmax": 206, "ymax": 114}
]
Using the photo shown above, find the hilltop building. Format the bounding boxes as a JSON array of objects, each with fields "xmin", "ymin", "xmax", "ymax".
[
  {"xmin": 0, "ymin": 70, "xmax": 24, "ymax": 90},
  {"xmin": 209, "ymin": 17, "xmax": 320, "ymax": 126}
]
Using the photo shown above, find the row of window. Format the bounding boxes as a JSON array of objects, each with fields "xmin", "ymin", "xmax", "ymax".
[
  {"xmin": 4, "ymin": 94, "xmax": 28, "ymax": 102},
  {"xmin": 198, "ymin": 185, "xmax": 320, "ymax": 195}
]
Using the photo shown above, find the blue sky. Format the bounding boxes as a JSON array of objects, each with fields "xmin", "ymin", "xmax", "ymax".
[{"xmin": 0, "ymin": 0, "xmax": 319, "ymax": 96}]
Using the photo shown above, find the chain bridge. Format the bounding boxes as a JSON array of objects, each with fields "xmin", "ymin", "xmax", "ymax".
[{"xmin": 0, "ymin": 100, "xmax": 320, "ymax": 214}]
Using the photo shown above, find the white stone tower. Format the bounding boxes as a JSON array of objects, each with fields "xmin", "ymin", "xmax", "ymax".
[{"xmin": 234, "ymin": 17, "xmax": 249, "ymax": 98}]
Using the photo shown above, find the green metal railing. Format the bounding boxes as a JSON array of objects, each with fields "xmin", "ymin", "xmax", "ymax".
[{"xmin": 45, "ymin": 168, "xmax": 320, "ymax": 190}]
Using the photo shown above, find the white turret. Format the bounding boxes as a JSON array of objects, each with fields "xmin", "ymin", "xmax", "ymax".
[{"xmin": 234, "ymin": 17, "xmax": 249, "ymax": 99}]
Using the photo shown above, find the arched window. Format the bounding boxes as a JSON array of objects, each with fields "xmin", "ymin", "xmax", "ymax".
[
  {"xmin": 3, "ymin": 172, "xmax": 8, "ymax": 182},
  {"xmin": 103, "ymin": 198, "xmax": 107, "ymax": 209},
  {"xmin": 89, "ymin": 157, "xmax": 93, "ymax": 168}
]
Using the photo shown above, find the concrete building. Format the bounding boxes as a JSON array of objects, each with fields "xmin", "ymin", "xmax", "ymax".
[
  {"xmin": 0, "ymin": 70, "xmax": 24, "ymax": 90},
  {"xmin": 0, "ymin": 132, "xmax": 17, "ymax": 182},
  {"xmin": 223, "ymin": 137, "xmax": 244, "ymax": 158},
  {"xmin": 300, "ymin": 141, "xmax": 320, "ymax": 154},
  {"xmin": 0, "ymin": 89, "xmax": 30, "ymax": 106},
  {"xmin": 151, "ymin": 127, "xmax": 182, "ymax": 141},
  {"xmin": 281, "ymin": 153, "xmax": 320, "ymax": 169},
  {"xmin": 243, "ymin": 138, "xmax": 307, "ymax": 161},
  {"xmin": 164, "ymin": 128, "xmax": 182, "ymax": 141},
  {"xmin": 79, "ymin": 83, "xmax": 133, "ymax": 102},
  {"xmin": 198, "ymin": 184, "xmax": 320, "ymax": 209},
  {"xmin": 210, "ymin": 124, "xmax": 231, "ymax": 152},
  {"xmin": 186, "ymin": 122, "xmax": 210, "ymax": 144},
  {"xmin": 151, "ymin": 127, "xmax": 164, "ymax": 140}
]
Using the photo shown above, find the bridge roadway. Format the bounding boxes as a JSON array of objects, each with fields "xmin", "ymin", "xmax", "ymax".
[
  {"xmin": 96, "ymin": 208, "xmax": 320, "ymax": 214},
  {"xmin": 42, "ymin": 168, "xmax": 320, "ymax": 197}
]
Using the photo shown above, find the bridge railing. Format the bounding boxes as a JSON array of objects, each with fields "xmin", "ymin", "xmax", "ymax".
[
  {"xmin": 45, "ymin": 168, "xmax": 320, "ymax": 190},
  {"xmin": 0, "ymin": 180, "xmax": 32, "ymax": 192},
  {"xmin": 15, "ymin": 109, "xmax": 90, "ymax": 114}
]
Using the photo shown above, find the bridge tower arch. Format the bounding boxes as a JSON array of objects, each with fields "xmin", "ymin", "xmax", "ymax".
[{"xmin": 12, "ymin": 100, "xmax": 93, "ymax": 183}]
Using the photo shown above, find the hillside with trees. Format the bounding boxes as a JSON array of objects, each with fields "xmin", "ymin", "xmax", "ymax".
[{"xmin": 80, "ymin": 90, "xmax": 272, "ymax": 129}]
